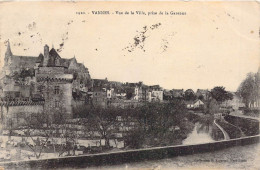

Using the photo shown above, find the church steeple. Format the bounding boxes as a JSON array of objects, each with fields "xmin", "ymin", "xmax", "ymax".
[
  {"xmin": 4, "ymin": 40, "xmax": 12, "ymax": 66},
  {"xmin": 5, "ymin": 40, "xmax": 12, "ymax": 57}
]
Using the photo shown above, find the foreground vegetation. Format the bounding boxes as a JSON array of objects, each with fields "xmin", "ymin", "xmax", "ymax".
[
  {"xmin": 215, "ymin": 119, "xmax": 242, "ymax": 139},
  {"xmin": 74, "ymin": 99, "xmax": 195, "ymax": 149}
]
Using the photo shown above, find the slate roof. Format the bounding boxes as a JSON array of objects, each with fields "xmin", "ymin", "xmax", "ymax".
[
  {"xmin": 10, "ymin": 55, "xmax": 38, "ymax": 69},
  {"xmin": 163, "ymin": 90, "xmax": 172, "ymax": 96},
  {"xmin": 36, "ymin": 53, "xmax": 44, "ymax": 63}
]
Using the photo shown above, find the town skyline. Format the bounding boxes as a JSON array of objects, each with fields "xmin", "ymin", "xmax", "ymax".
[
  {"xmin": 0, "ymin": 1, "xmax": 259, "ymax": 92},
  {"xmin": 1, "ymin": 40, "xmax": 258, "ymax": 93}
]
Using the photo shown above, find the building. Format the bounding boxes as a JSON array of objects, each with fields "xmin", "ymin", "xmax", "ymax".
[
  {"xmin": 193, "ymin": 99, "xmax": 204, "ymax": 108},
  {"xmin": 185, "ymin": 99, "xmax": 204, "ymax": 109},
  {"xmin": 0, "ymin": 41, "xmax": 92, "ymax": 124},
  {"xmin": 186, "ymin": 100, "xmax": 194, "ymax": 109},
  {"xmin": 91, "ymin": 79, "xmax": 109, "ymax": 107},
  {"xmin": 149, "ymin": 85, "xmax": 163, "ymax": 102},
  {"xmin": 92, "ymin": 87, "xmax": 108, "ymax": 108}
]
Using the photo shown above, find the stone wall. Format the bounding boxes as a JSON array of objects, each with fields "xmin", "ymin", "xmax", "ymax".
[
  {"xmin": 41, "ymin": 81, "xmax": 73, "ymax": 119},
  {"xmin": 0, "ymin": 103, "xmax": 44, "ymax": 128},
  {"xmin": 1, "ymin": 134, "xmax": 259, "ymax": 169}
]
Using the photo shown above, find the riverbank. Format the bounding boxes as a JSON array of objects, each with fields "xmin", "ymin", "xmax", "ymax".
[
  {"xmin": 1, "ymin": 134, "xmax": 259, "ymax": 169},
  {"xmin": 225, "ymin": 115, "xmax": 259, "ymax": 136},
  {"xmin": 215, "ymin": 119, "xmax": 242, "ymax": 139},
  {"xmin": 1, "ymin": 113, "xmax": 259, "ymax": 169},
  {"xmin": 186, "ymin": 112, "xmax": 224, "ymax": 141}
]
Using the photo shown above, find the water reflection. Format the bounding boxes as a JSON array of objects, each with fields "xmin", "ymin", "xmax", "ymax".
[{"xmin": 183, "ymin": 122, "xmax": 214, "ymax": 145}]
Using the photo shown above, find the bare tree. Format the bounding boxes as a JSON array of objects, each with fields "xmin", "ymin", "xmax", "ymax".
[
  {"xmin": 21, "ymin": 112, "xmax": 53, "ymax": 159},
  {"xmin": 84, "ymin": 107, "xmax": 119, "ymax": 147}
]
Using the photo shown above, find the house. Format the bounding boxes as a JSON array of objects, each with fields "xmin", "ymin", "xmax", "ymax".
[
  {"xmin": 92, "ymin": 87, "xmax": 108, "ymax": 108},
  {"xmin": 193, "ymin": 99, "xmax": 204, "ymax": 108},
  {"xmin": 149, "ymin": 85, "xmax": 163, "ymax": 102},
  {"xmin": 185, "ymin": 99, "xmax": 204, "ymax": 109},
  {"xmin": 107, "ymin": 88, "xmax": 114, "ymax": 99},
  {"xmin": 186, "ymin": 101, "xmax": 194, "ymax": 109},
  {"xmin": 92, "ymin": 78, "xmax": 109, "ymax": 88},
  {"xmin": 115, "ymin": 88, "xmax": 126, "ymax": 99}
]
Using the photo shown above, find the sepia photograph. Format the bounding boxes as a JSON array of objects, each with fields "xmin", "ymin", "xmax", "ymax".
[{"xmin": 0, "ymin": 1, "xmax": 259, "ymax": 169}]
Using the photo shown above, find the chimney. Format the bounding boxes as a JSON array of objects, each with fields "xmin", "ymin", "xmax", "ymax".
[{"xmin": 43, "ymin": 44, "xmax": 49, "ymax": 66}]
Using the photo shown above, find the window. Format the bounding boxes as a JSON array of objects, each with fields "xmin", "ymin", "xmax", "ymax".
[
  {"xmin": 15, "ymin": 92, "xmax": 20, "ymax": 98},
  {"xmin": 54, "ymin": 86, "xmax": 60, "ymax": 94},
  {"xmin": 54, "ymin": 100, "xmax": 60, "ymax": 108},
  {"xmin": 37, "ymin": 85, "xmax": 45, "ymax": 93}
]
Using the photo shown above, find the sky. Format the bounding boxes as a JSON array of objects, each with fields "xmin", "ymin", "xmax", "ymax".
[{"xmin": 0, "ymin": 1, "xmax": 259, "ymax": 92}]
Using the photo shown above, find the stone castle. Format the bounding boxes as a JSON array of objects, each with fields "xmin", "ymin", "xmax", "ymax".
[{"xmin": 0, "ymin": 41, "xmax": 92, "ymax": 127}]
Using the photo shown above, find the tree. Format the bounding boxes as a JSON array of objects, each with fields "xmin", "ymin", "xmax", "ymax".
[
  {"xmin": 184, "ymin": 89, "xmax": 197, "ymax": 101},
  {"xmin": 118, "ymin": 108, "xmax": 138, "ymax": 148},
  {"xmin": 128, "ymin": 100, "xmax": 189, "ymax": 148},
  {"xmin": 124, "ymin": 128, "xmax": 144, "ymax": 149},
  {"xmin": 84, "ymin": 107, "xmax": 119, "ymax": 147},
  {"xmin": 20, "ymin": 112, "xmax": 53, "ymax": 159},
  {"xmin": 207, "ymin": 99, "xmax": 220, "ymax": 114},
  {"xmin": 5, "ymin": 117, "xmax": 15, "ymax": 140},
  {"xmin": 237, "ymin": 73, "xmax": 258, "ymax": 108},
  {"xmin": 52, "ymin": 109, "xmax": 79, "ymax": 157},
  {"xmin": 198, "ymin": 95, "xmax": 204, "ymax": 101},
  {"xmin": 210, "ymin": 86, "xmax": 233, "ymax": 103},
  {"xmin": 20, "ymin": 111, "xmax": 79, "ymax": 158},
  {"xmin": 126, "ymin": 91, "xmax": 133, "ymax": 100}
]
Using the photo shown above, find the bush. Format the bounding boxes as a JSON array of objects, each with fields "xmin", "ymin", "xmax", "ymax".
[{"xmin": 124, "ymin": 129, "xmax": 144, "ymax": 149}]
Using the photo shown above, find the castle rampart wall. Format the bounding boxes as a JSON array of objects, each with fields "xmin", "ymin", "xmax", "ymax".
[{"xmin": 0, "ymin": 102, "xmax": 44, "ymax": 129}]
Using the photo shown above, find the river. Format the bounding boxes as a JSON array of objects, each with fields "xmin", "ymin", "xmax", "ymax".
[{"xmin": 182, "ymin": 122, "xmax": 214, "ymax": 145}]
